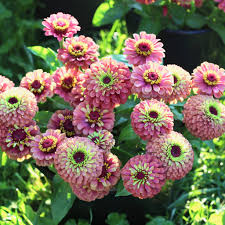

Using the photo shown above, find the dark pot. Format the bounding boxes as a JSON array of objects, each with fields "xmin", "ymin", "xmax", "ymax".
[{"xmin": 159, "ymin": 29, "xmax": 223, "ymax": 73}]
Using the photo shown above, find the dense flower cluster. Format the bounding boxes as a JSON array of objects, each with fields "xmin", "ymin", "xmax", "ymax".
[{"xmin": 1, "ymin": 12, "xmax": 225, "ymax": 203}]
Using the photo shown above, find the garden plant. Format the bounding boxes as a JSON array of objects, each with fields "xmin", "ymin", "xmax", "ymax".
[{"xmin": 0, "ymin": 2, "xmax": 225, "ymax": 225}]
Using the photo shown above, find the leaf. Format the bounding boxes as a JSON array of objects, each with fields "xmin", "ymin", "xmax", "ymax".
[
  {"xmin": 105, "ymin": 212, "xmax": 130, "ymax": 225},
  {"xmin": 208, "ymin": 211, "xmax": 225, "ymax": 225},
  {"xmin": 0, "ymin": 151, "xmax": 7, "ymax": 167},
  {"xmin": 48, "ymin": 96, "xmax": 73, "ymax": 110},
  {"xmin": 0, "ymin": 2, "xmax": 12, "ymax": 21},
  {"xmin": 65, "ymin": 219, "xmax": 77, "ymax": 225},
  {"xmin": 208, "ymin": 22, "xmax": 225, "ymax": 45},
  {"xmin": 138, "ymin": 16, "xmax": 162, "ymax": 35},
  {"xmin": 34, "ymin": 111, "xmax": 53, "ymax": 130},
  {"xmin": 118, "ymin": 124, "xmax": 139, "ymax": 143},
  {"xmin": 28, "ymin": 46, "xmax": 62, "ymax": 72},
  {"xmin": 92, "ymin": 0, "xmax": 130, "ymax": 27},
  {"xmin": 185, "ymin": 13, "xmax": 206, "ymax": 29},
  {"xmin": 146, "ymin": 216, "xmax": 174, "ymax": 225},
  {"xmin": 115, "ymin": 179, "xmax": 131, "ymax": 197},
  {"xmin": 168, "ymin": 4, "xmax": 186, "ymax": 26},
  {"xmin": 51, "ymin": 175, "xmax": 76, "ymax": 224}
]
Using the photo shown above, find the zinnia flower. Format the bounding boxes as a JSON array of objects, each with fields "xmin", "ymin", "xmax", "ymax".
[
  {"xmin": 54, "ymin": 137, "xmax": 104, "ymax": 185},
  {"xmin": 0, "ymin": 75, "xmax": 14, "ymax": 94},
  {"xmin": 183, "ymin": 95, "xmax": 225, "ymax": 140},
  {"xmin": 89, "ymin": 152, "xmax": 121, "ymax": 191},
  {"xmin": 215, "ymin": 0, "xmax": 225, "ymax": 12},
  {"xmin": 47, "ymin": 109, "xmax": 76, "ymax": 137},
  {"xmin": 52, "ymin": 67, "xmax": 85, "ymax": 104},
  {"xmin": 20, "ymin": 69, "xmax": 54, "ymax": 103},
  {"xmin": 0, "ymin": 121, "xmax": 40, "ymax": 161},
  {"xmin": 192, "ymin": 62, "xmax": 225, "ymax": 98},
  {"xmin": 42, "ymin": 12, "xmax": 80, "ymax": 41},
  {"xmin": 121, "ymin": 154, "xmax": 166, "ymax": 199},
  {"xmin": 124, "ymin": 31, "xmax": 165, "ymax": 66},
  {"xmin": 88, "ymin": 130, "xmax": 115, "ymax": 152},
  {"xmin": 131, "ymin": 99, "xmax": 174, "ymax": 141},
  {"xmin": 57, "ymin": 36, "xmax": 99, "ymax": 69},
  {"xmin": 0, "ymin": 87, "xmax": 38, "ymax": 127},
  {"xmin": 173, "ymin": 0, "xmax": 203, "ymax": 7},
  {"xmin": 131, "ymin": 62, "xmax": 173, "ymax": 100},
  {"xmin": 73, "ymin": 102, "xmax": 115, "ymax": 136},
  {"xmin": 164, "ymin": 64, "xmax": 192, "ymax": 104},
  {"xmin": 146, "ymin": 131, "xmax": 194, "ymax": 180},
  {"xmin": 31, "ymin": 129, "xmax": 66, "ymax": 166},
  {"xmin": 83, "ymin": 57, "xmax": 132, "ymax": 109}
]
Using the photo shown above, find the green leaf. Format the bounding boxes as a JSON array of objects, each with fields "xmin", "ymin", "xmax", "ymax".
[
  {"xmin": 138, "ymin": 16, "xmax": 162, "ymax": 35},
  {"xmin": 208, "ymin": 211, "xmax": 225, "ymax": 225},
  {"xmin": 0, "ymin": 2, "xmax": 12, "ymax": 21},
  {"xmin": 28, "ymin": 46, "xmax": 62, "ymax": 72},
  {"xmin": 118, "ymin": 124, "xmax": 139, "ymax": 143},
  {"xmin": 0, "ymin": 151, "xmax": 7, "ymax": 167},
  {"xmin": 51, "ymin": 175, "xmax": 76, "ymax": 224},
  {"xmin": 105, "ymin": 212, "xmax": 129, "ymax": 225},
  {"xmin": 168, "ymin": 4, "xmax": 186, "ymax": 26},
  {"xmin": 115, "ymin": 179, "xmax": 131, "ymax": 197},
  {"xmin": 65, "ymin": 219, "xmax": 77, "ymax": 225},
  {"xmin": 185, "ymin": 13, "xmax": 206, "ymax": 29},
  {"xmin": 146, "ymin": 216, "xmax": 174, "ymax": 225},
  {"xmin": 34, "ymin": 111, "xmax": 53, "ymax": 130},
  {"xmin": 208, "ymin": 22, "xmax": 225, "ymax": 45},
  {"xmin": 92, "ymin": 0, "xmax": 130, "ymax": 27},
  {"xmin": 48, "ymin": 96, "xmax": 73, "ymax": 110}
]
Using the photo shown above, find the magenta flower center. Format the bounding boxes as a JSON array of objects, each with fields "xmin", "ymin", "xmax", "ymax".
[
  {"xmin": 207, "ymin": 73, "xmax": 217, "ymax": 82},
  {"xmin": 53, "ymin": 18, "xmax": 69, "ymax": 32},
  {"xmin": 63, "ymin": 119, "xmax": 74, "ymax": 132},
  {"xmin": 73, "ymin": 151, "xmax": 85, "ymax": 163},
  {"xmin": 89, "ymin": 111, "xmax": 100, "ymax": 122},
  {"xmin": 31, "ymin": 80, "xmax": 42, "ymax": 89},
  {"xmin": 103, "ymin": 76, "xmax": 111, "ymax": 84},
  {"xmin": 68, "ymin": 42, "xmax": 88, "ymax": 57},
  {"xmin": 12, "ymin": 129, "xmax": 27, "ymax": 142},
  {"xmin": 143, "ymin": 70, "xmax": 161, "ymax": 84},
  {"xmin": 8, "ymin": 97, "xmax": 18, "ymax": 104},
  {"xmin": 57, "ymin": 21, "xmax": 66, "ymax": 27},
  {"xmin": 42, "ymin": 139, "xmax": 54, "ymax": 148},
  {"xmin": 148, "ymin": 72, "xmax": 158, "ymax": 81},
  {"xmin": 171, "ymin": 145, "xmax": 181, "ymax": 157},
  {"xmin": 209, "ymin": 106, "xmax": 218, "ymax": 116},
  {"xmin": 135, "ymin": 39, "xmax": 153, "ymax": 56},
  {"xmin": 61, "ymin": 76, "xmax": 76, "ymax": 92},
  {"xmin": 149, "ymin": 111, "xmax": 158, "ymax": 119},
  {"xmin": 39, "ymin": 136, "xmax": 58, "ymax": 153},
  {"xmin": 135, "ymin": 171, "xmax": 146, "ymax": 180}
]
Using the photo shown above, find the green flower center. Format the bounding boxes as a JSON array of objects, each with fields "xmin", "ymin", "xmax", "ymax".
[
  {"xmin": 8, "ymin": 97, "xmax": 18, "ymax": 104},
  {"xmin": 98, "ymin": 71, "xmax": 116, "ymax": 89},
  {"xmin": 171, "ymin": 145, "xmax": 181, "ymax": 157},
  {"xmin": 68, "ymin": 42, "xmax": 88, "ymax": 57},
  {"xmin": 149, "ymin": 111, "xmax": 158, "ymax": 119},
  {"xmin": 209, "ymin": 106, "xmax": 218, "ymax": 116},
  {"xmin": 164, "ymin": 142, "xmax": 186, "ymax": 163},
  {"xmin": 135, "ymin": 39, "xmax": 153, "ymax": 56},
  {"xmin": 173, "ymin": 73, "xmax": 180, "ymax": 87},
  {"xmin": 140, "ymin": 107, "xmax": 161, "ymax": 124},
  {"xmin": 205, "ymin": 102, "xmax": 221, "ymax": 122}
]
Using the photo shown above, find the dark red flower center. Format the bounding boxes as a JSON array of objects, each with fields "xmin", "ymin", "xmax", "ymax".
[
  {"xmin": 31, "ymin": 80, "xmax": 42, "ymax": 89},
  {"xmin": 138, "ymin": 43, "xmax": 151, "ymax": 52},
  {"xmin": 149, "ymin": 111, "xmax": 158, "ymax": 119},
  {"xmin": 8, "ymin": 97, "xmax": 18, "ymax": 104},
  {"xmin": 62, "ymin": 77, "xmax": 74, "ymax": 92},
  {"xmin": 91, "ymin": 136, "xmax": 99, "ymax": 143},
  {"xmin": 207, "ymin": 73, "xmax": 217, "ymax": 82},
  {"xmin": 209, "ymin": 106, "xmax": 218, "ymax": 116},
  {"xmin": 42, "ymin": 139, "xmax": 54, "ymax": 148},
  {"xmin": 148, "ymin": 72, "xmax": 159, "ymax": 81},
  {"xmin": 135, "ymin": 171, "xmax": 146, "ymax": 180},
  {"xmin": 12, "ymin": 129, "xmax": 26, "ymax": 142},
  {"xmin": 73, "ymin": 152, "xmax": 85, "ymax": 163},
  {"xmin": 63, "ymin": 119, "xmax": 74, "ymax": 132},
  {"xmin": 100, "ymin": 164, "xmax": 108, "ymax": 178},
  {"xmin": 89, "ymin": 111, "xmax": 100, "ymax": 121},
  {"xmin": 74, "ymin": 45, "xmax": 83, "ymax": 51},
  {"xmin": 174, "ymin": 76, "xmax": 178, "ymax": 84},
  {"xmin": 103, "ymin": 76, "xmax": 111, "ymax": 84},
  {"xmin": 171, "ymin": 145, "xmax": 181, "ymax": 157}
]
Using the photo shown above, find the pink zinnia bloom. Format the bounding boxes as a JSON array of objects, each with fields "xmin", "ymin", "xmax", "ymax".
[
  {"xmin": 135, "ymin": 0, "xmax": 156, "ymax": 4},
  {"xmin": 52, "ymin": 67, "xmax": 85, "ymax": 104},
  {"xmin": 0, "ymin": 121, "xmax": 40, "ymax": 161},
  {"xmin": 20, "ymin": 69, "xmax": 54, "ymax": 103},
  {"xmin": 146, "ymin": 131, "xmax": 194, "ymax": 180},
  {"xmin": 89, "ymin": 152, "xmax": 121, "ymax": 191},
  {"xmin": 57, "ymin": 36, "xmax": 99, "ymax": 69},
  {"xmin": 131, "ymin": 62, "xmax": 173, "ymax": 100},
  {"xmin": 88, "ymin": 130, "xmax": 115, "ymax": 152},
  {"xmin": 31, "ymin": 129, "xmax": 65, "ymax": 166},
  {"xmin": 131, "ymin": 99, "xmax": 174, "ymax": 141},
  {"xmin": 121, "ymin": 154, "xmax": 166, "ymax": 199},
  {"xmin": 124, "ymin": 32, "xmax": 165, "ymax": 66},
  {"xmin": 215, "ymin": 0, "xmax": 225, "ymax": 12},
  {"xmin": 192, "ymin": 62, "xmax": 225, "ymax": 98},
  {"xmin": 71, "ymin": 183, "xmax": 109, "ymax": 202},
  {"xmin": 54, "ymin": 137, "xmax": 104, "ymax": 185},
  {"xmin": 0, "ymin": 75, "xmax": 14, "ymax": 94},
  {"xmin": 164, "ymin": 64, "xmax": 192, "ymax": 104},
  {"xmin": 47, "ymin": 109, "xmax": 76, "ymax": 138},
  {"xmin": 173, "ymin": 0, "xmax": 203, "ymax": 7},
  {"xmin": 42, "ymin": 12, "xmax": 80, "ymax": 41},
  {"xmin": 83, "ymin": 58, "xmax": 132, "ymax": 109},
  {"xmin": 183, "ymin": 95, "xmax": 225, "ymax": 140},
  {"xmin": 73, "ymin": 102, "xmax": 115, "ymax": 136},
  {"xmin": 0, "ymin": 87, "xmax": 38, "ymax": 127}
]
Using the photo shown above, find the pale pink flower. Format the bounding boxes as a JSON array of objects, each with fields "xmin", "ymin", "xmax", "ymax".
[{"xmin": 0, "ymin": 75, "xmax": 14, "ymax": 94}]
